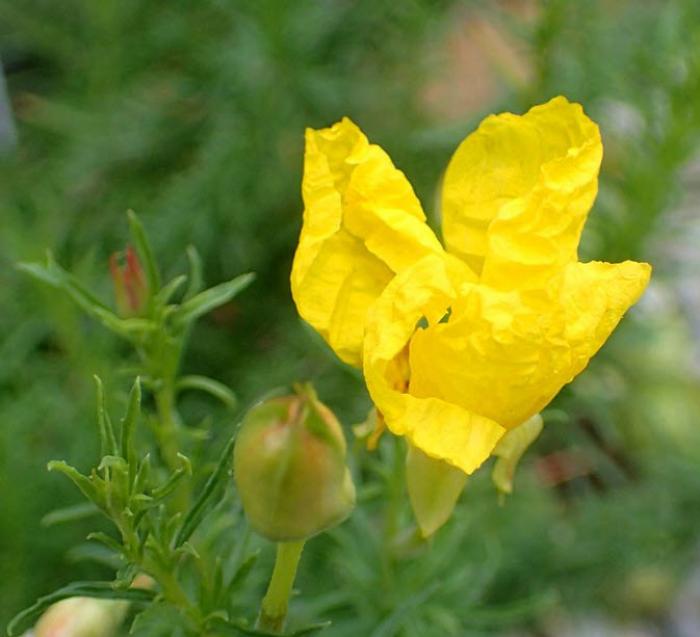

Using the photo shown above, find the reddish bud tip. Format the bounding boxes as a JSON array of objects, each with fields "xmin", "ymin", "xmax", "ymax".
[{"xmin": 110, "ymin": 245, "xmax": 148, "ymax": 316}]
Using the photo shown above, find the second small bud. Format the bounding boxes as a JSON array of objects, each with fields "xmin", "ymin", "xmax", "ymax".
[
  {"xmin": 233, "ymin": 384, "xmax": 356, "ymax": 542},
  {"xmin": 109, "ymin": 245, "xmax": 148, "ymax": 317}
]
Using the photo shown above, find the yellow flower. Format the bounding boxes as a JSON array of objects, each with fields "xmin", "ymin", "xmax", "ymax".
[{"xmin": 291, "ymin": 96, "xmax": 651, "ymax": 476}]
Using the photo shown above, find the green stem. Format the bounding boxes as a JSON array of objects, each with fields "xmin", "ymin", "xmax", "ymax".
[
  {"xmin": 142, "ymin": 323, "xmax": 185, "ymax": 476},
  {"xmin": 155, "ymin": 565, "xmax": 193, "ymax": 613},
  {"xmin": 154, "ymin": 382, "xmax": 192, "ymax": 511},
  {"xmin": 121, "ymin": 529, "xmax": 200, "ymax": 630},
  {"xmin": 154, "ymin": 383, "xmax": 181, "ymax": 471},
  {"xmin": 257, "ymin": 540, "xmax": 305, "ymax": 633},
  {"xmin": 147, "ymin": 560, "xmax": 205, "ymax": 632}
]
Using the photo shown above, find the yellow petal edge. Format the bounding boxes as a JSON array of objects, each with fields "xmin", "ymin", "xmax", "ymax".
[
  {"xmin": 442, "ymin": 96, "xmax": 603, "ymax": 290},
  {"xmin": 291, "ymin": 117, "xmax": 443, "ymax": 366}
]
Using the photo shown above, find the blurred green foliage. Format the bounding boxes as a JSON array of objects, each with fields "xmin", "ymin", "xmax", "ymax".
[{"xmin": 1, "ymin": 0, "xmax": 700, "ymax": 635}]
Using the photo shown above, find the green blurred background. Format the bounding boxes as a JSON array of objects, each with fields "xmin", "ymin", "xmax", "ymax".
[{"xmin": 1, "ymin": 1, "xmax": 700, "ymax": 635}]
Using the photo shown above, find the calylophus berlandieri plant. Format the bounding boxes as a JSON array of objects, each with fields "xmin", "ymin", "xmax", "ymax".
[
  {"xmin": 10, "ymin": 98, "xmax": 651, "ymax": 637},
  {"xmin": 10, "ymin": 212, "xmax": 355, "ymax": 637}
]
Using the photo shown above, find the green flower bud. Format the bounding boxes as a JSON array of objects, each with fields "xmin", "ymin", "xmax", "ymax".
[
  {"xmin": 34, "ymin": 597, "xmax": 128, "ymax": 637},
  {"xmin": 233, "ymin": 385, "xmax": 355, "ymax": 541}
]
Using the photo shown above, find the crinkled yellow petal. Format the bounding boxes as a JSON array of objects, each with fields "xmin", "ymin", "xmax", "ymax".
[
  {"xmin": 441, "ymin": 96, "xmax": 602, "ymax": 289},
  {"xmin": 295, "ymin": 230, "xmax": 393, "ymax": 365},
  {"xmin": 560, "ymin": 259, "xmax": 652, "ymax": 375},
  {"xmin": 408, "ymin": 283, "xmax": 559, "ymax": 429},
  {"xmin": 363, "ymin": 255, "xmax": 505, "ymax": 474},
  {"xmin": 291, "ymin": 117, "xmax": 444, "ymax": 366},
  {"xmin": 408, "ymin": 259, "xmax": 651, "ymax": 430}
]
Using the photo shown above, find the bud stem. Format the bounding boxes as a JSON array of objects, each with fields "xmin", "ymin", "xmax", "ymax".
[{"xmin": 258, "ymin": 540, "xmax": 305, "ymax": 633}]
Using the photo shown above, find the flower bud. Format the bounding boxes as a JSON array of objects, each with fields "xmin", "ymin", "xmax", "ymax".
[
  {"xmin": 233, "ymin": 385, "xmax": 355, "ymax": 541},
  {"xmin": 32, "ymin": 575, "xmax": 152, "ymax": 637},
  {"xmin": 34, "ymin": 597, "xmax": 128, "ymax": 637},
  {"xmin": 109, "ymin": 245, "xmax": 148, "ymax": 317}
]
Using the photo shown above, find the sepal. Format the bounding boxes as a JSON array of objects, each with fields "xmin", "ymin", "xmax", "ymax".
[
  {"xmin": 491, "ymin": 413, "xmax": 544, "ymax": 496},
  {"xmin": 406, "ymin": 445, "xmax": 467, "ymax": 538}
]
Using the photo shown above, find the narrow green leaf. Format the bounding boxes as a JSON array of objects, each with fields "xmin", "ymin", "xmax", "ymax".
[
  {"xmin": 150, "ymin": 454, "xmax": 191, "ymax": 502},
  {"xmin": 98, "ymin": 455, "xmax": 129, "ymax": 474},
  {"xmin": 152, "ymin": 503, "xmax": 168, "ymax": 542},
  {"xmin": 133, "ymin": 453, "xmax": 152, "ymax": 495},
  {"xmin": 185, "ymin": 245, "xmax": 204, "ymax": 301},
  {"xmin": 87, "ymin": 532, "xmax": 125, "ymax": 554},
  {"xmin": 137, "ymin": 526, "xmax": 152, "ymax": 552},
  {"xmin": 224, "ymin": 551, "xmax": 259, "ymax": 597},
  {"xmin": 173, "ymin": 272, "xmax": 255, "ymax": 328},
  {"xmin": 166, "ymin": 509, "xmax": 184, "ymax": 540},
  {"xmin": 131, "ymin": 493, "xmax": 154, "ymax": 506},
  {"xmin": 115, "ymin": 563, "xmax": 142, "ymax": 590},
  {"xmin": 7, "ymin": 581, "xmax": 156, "ymax": 636},
  {"xmin": 66, "ymin": 543, "xmax": 122, "ymax": 569},
  {"xmin": 16, "ymin": 260, "xmax": 63, "ymax": 287},
  {"xmin": 174, "ymin": 541, "xmax": 200, "ymax": 561},
  {"xmin": 144, "ymin": 529, "xmax": 171, "ymax": 571},
  {"xmin": 19, "ymin": 258, "xmax": 113, "ymax": 326},
  {"xmin": 210, "ymin": 556, "xmax": 224, "ymax": 608},
  {"xmin": 130, "ymin": 600, "xmax": 185, "ymax": 637},
  {"xmin": 370, "ymin": 581, "xmax": 441, "ymax": 637},
  {"xmin": 203, "ymin": 610, "xmax": 229, "ymax": 623},
  {"xmin": 174, "ymin": 430, "xmax": 237, "ymax": 547},
  {"xmin": 155, "ymin": 274, "xmax": 187, "ymax": 306},
  {"xmin": 176, "ymin": 375, "xmax": 237, "ymax": 409},
  {"xmin": 18, "ymin": 253, "xmax": 111, "ymax": 313},
  {"xmin": 94, "ymin": 376, "xmax": 118, "ymax": 457},
  {"xmin": 98, "ymin": 456, "xmax": 130, "ymax": 513},
  {"xmin": 18, "ymin": 257, "xmax": 157, "ymax": 340},
  {"xmin": 96, "ymin": 313, "xmax": 158, "ymax": 339},
  {"xmin": 127, "ymin": 210, "xmax": 161, "ymax": 293},
  {"xmin": 288, "ymin": 623, "xmax": 332, "ymax": 637},
  {"xmin": 121, "ymin": 377, "xmax": 142, "ymax": 468},
  {"xmin": 41, "ymin": 502, "xmax": 100, "ymax": 527},
  {"xmin": 48, "ymin": 461, "xmax": 102, "ymax": 506}
]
